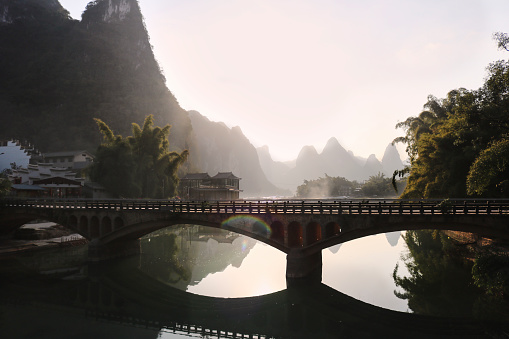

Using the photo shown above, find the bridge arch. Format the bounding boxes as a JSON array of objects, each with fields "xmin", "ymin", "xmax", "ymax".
[
  {"xmin": 101, "ymin": 216, "xmax": 112, "ymax": 236},
  {"xmin": 79, "ymin": 216, "xmax": 88, "ymax": 234},
  {"xmin": 314, "ymin": 215, "xmax": 509, "ymax": 254},
  {"xmin": 305, "ymin": 222, "xmax": 321, "ymax": 245},
  {"xmin": 288, "ymin": 221, "xmax": 303, "ymax": 248},
  {"xmin": 324, "ymin": 222, "xmax": 340, "ymax": 238},
  {"xmin": 69, "ymin": 215, "xmax": 78, "ymax": 229},
  {"xmin": 270, "ymin": 221, "xmax": 284, "ymax": 243},
  {"xmin": 90, "ymin": 216, "xmax": 100, "ymax": 238},
  {"xmin": 113, "ymin": 217, "xmax": 124, "ymax": 231}
]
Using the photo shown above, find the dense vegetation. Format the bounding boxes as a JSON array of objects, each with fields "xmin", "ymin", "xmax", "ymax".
[
  {"xmin": 0, "ymin": 174, "xmax": 11, "ymax": 197},
  {"xmin": 88, "ymin": 115, "xmax": 188, "ymax": 198},
  {"xmin": 394, "ymin": 33, "xmax": 509, "ymax": 198},
  {"xmin": 0, "ymin": 0, "xmax": 192, "ymax": 154}
]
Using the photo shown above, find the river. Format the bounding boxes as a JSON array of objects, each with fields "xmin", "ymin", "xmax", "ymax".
[{"xmin": 0, "ymin": 224, "xmax": 507, "ymax": 338}]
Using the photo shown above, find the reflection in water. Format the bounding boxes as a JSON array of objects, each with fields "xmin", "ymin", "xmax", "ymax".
[
  {"xmin": 393, "ymin": 230, "xmax": 509, "ymax": 322},
  {"xmin": 0, "ymin": 226, "xmax": 508, "ymax": 338},
  {"xmin": 139, "ymin": 225, "xmax": 287, "ymax": 297},
  {"xmin": 323, "ymin": 231, "xmax": 410, "ymax": 312},
  {"xmin": 386, "ymin": 231, "xmax": 401, "ymax": 247}
]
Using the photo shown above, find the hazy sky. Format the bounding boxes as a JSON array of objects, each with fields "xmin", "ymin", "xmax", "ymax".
[{"xmin": 60, "ymin": 0, "xmax": 508, "ymax": 161}]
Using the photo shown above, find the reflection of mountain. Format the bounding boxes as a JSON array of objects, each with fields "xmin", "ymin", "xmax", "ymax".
[
  {"xmin": 140, "ymin": 226, "xmax": 256, "ymax": 291},
  {"xmin": 385, "ymin": 231, "xmax": 401, "ymax": 247},
  {"xmin": 328, "ymin": 244, "xmax": 342, "ymax": 254},
  {"xmin": 184, "ymin": 231, "xmax": 257, "ymax": 287}
]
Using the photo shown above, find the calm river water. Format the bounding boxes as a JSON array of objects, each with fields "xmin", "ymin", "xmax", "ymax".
[{"xmin": 0, "ymin": 225, "xmax": 507, "ymax": 338}]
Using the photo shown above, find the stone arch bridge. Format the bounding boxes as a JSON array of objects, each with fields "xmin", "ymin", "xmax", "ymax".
[{"xmin": 1, "ymin": 198, "xmax": 509, "ymax": 280}]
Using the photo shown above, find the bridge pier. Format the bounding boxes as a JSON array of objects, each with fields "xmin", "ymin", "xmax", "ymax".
[
  {"xmin": 88, "ymin": 239, "xmax": 141, "ymax": 261},
  {"xmin": 286, "ymin": 250, "xmax": 322, "ymax": 287}
]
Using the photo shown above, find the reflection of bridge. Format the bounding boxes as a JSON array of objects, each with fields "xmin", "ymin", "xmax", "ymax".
[
  {"xmin": 1, "ymin": 259, "xmax": 506, "ymax": 338},
  {"xmin": 2, "ymin": 198, "xmax": 509, "ymax": 280}
]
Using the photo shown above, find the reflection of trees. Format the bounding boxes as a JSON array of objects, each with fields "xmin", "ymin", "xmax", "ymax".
[
  {"xmin": 140, "ymin": 226, "xmax": 256, "ymax": 290},
  {"xmin": 471, "ymin": 249, "xmax": 509, "ymax": 321},
  {"xmin": 140, "ymin": 232, "xmax": 190, "ymax": 284},
  {"xmin": 392, "ymin": 230, "xmax": 481, "ymax": 317}
]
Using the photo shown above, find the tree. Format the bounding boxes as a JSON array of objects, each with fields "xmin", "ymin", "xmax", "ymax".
[
  {"xmin": 467, "ymin": 138, "xmax": 509, "ymax": 197},
  {"xmin": 0, "ymin": 173, "xmax": 11, "ymax": 198},
  {"xmin": 296, "ymin": 174, "xmax": 354, "ymax": 198},
  {"xmin": 359, "ymin": 172, "xmax": 395, "ymax": 197},
  {"xmin": 494, "ymin": 32, "xmax": 509, "ymax": 52},
  {"xmin": 394, "ymin": 36, "xmax": 509, "ymax": 198},
  {"xmin": 88, "ymin": 115, "xmax": 189, "ymax": 198}
]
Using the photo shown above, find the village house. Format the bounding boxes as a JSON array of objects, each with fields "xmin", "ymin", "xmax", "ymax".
[
  {"xmin": 178, "ymin": 172, "xmax": 242, "ymax": 200},
  {"xmin": 9, "ymin": 163, "xmax": 85, "ymax": 198},
  {"xmin": 39, "ymin": 150, "xmax": 94, "ymax": 171}
]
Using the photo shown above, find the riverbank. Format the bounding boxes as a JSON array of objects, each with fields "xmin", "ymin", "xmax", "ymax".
[{"xmin": 0, "ymin": 222, "xmax": 88, "ymax": 255}]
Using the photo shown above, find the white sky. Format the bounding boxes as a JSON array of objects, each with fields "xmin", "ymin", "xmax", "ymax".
[{"xmin": 60, "ymin": 0, "xmax": 509, "ymax": 161}]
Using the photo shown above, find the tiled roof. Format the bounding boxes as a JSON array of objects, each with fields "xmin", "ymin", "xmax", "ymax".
[
  {"xmin": 211, "ymin": 172, "xmax": 240, "ymax": 180},
  {"xmin": 181, "ymin": 173, "xmax": 211, "ymax": 180},
  {"xmin": 43, "ymin": 150, "xmax": 91, "ymax": 158}
]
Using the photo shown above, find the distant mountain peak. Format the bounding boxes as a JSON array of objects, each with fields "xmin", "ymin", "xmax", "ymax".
[
  {"xmin": 321, "ymin": 136, "xmax": 348, "ymax": 157},
  {"xmin": 82, "ymin": 0, "xmax": 138, "ymax": 24},
  {"xmin": 298, "ymin": 145, "xmax": 318, "ymax": 158}
]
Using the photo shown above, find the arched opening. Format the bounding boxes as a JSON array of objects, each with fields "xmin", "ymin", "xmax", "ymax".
[
  {"xmin": 288, "ymin": 221, "xmax": 303, "ymax": 247},
  {"xmin": 324, "ymin": 222, "xmax": 341, "ymax": 238},
  {"xmin": 79, "ymin": 216, "xmax": 88, "ymax": 234},
  {"xmin": 113, "ymin": 217, "xmax": 124, "ymax": 230},
  {"xmin": 90, "ymin": 216, "xmax": 100, "ymax": 238},
  {"xmin": 101, "ymin": 216, "xmax": 112, "ymax": 236},
  {"xmin": 68, "ymin": 215, "xmax": 78, "ymax": 229},
  {"xmin": 270, "ymin": 221, "xmax": 284, "ymax": 243},
  {"xmin": 306, "ymin": 222, "xmax": 321, "ymax": 245}
]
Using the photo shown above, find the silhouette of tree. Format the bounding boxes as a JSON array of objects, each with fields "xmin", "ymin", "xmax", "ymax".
[{"xmin": 89, "ymin": 115, "xmax": 189, "ymax": 198}]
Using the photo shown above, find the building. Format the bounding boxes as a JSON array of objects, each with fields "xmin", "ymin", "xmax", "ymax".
[
  {"xmin": 9, "ymin": 163, "xmax": 85, "ymax": 198},
  {"xmin": 179, "ymin": 172, "xmax": 242, "ymax": 200},
  {"xmin": 40, "ymin": 150, "xmax": 94, "ymax": 171}
]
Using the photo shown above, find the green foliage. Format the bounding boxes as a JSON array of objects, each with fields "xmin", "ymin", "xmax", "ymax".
[
  {"xmin": 88, "ymin": 115, "xmax": 189, "ymax": 198},
  {"xmin": 296, "ymin": 174, "xmax": 355, "ymax": 198},
  {"xmin": 0, "ymin": 174, "xmax": 11, "ymax": 198},
  {"xmin": 394, "ymin": 38, "xmax": 509, "ymax": 198},
  {"xmin": 467, "ymin": 138, "xmax": 509, "ymax": 196},
  {"xmin": 359, "ymin": 172, "xmax": 397, "ymax": 197},
  {"xmin": 472, "ymin": 252, "xmax": 509, "ymax": 297}
]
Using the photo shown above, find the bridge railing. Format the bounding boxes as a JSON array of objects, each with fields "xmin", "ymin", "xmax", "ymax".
[{"xmin": 2, "ymin": 198, "xmax": 509, "ymax": 216}]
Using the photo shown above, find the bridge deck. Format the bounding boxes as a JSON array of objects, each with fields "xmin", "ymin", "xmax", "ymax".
[{"xmin": 2, "ymin": 198, "xmax": 509, "ymax": 216}]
